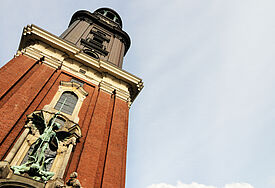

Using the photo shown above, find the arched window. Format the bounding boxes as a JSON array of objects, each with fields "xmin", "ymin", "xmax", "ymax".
[{"xmin": 54, "ymin": 91, "xmax": 78, "ymax": 115}]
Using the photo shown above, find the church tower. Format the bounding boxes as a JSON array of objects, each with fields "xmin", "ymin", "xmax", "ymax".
[{"xmin": 0, "ymin": 8, "xmax": 143, "ymax": 188}]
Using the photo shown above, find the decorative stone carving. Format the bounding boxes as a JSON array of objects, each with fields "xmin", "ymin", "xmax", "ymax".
[
  {"xmin": 11, "ymin": 112, "xmax": 65, "ymax": 181},
  {"xmin": 66, "ymin": 172, "xmax": 82, "ymax": 188},
  {"xmin": 60, "ymin": 81, "xmax": 88, "ymax": 97},
  {"xmin": 10, "ymin": 110, "xmax": 81, "ymax": 182},
  {"xmin": 0, "ymin": 161, "xmax": 12, "ymax": 179},
  {"xmin": 57, "ymin": 137, "xmax": 76, "ymax": 154}
]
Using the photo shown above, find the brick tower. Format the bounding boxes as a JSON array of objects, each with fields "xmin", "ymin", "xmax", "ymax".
[{"xmin": 0, "ymin": 8, "xmax": 143, "ymax": 188}]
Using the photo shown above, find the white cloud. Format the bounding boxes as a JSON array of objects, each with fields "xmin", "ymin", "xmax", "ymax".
[
  {"xmin": 223, "ymin": 183, "xmax": 254, "ymax": 188},
  {"xmin": 147, "ymin": 182, "xmax": 254, "ymax": 188}
]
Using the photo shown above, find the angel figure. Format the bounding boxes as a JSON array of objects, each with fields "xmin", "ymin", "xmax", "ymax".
[{"xmin": 12, "ymin": 111, "xmax": 70, "ymax": 181}]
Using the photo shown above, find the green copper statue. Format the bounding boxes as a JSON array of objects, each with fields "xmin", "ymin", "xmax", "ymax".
[
  {"xmin": 11, "ymin": 112, "xmax": 61, "ymax": 181},
  {"xmin": 11, "ymin": 98, "xmax": 72, "ymax": 182}
]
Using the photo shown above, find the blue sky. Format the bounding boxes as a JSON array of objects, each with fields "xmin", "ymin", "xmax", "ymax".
[{"xmin": 1, "ymin": 1, "xmax": 275, "ymax": 188}]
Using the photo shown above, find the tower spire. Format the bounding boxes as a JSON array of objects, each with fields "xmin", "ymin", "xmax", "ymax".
[{"xmin": 60, "ymin": 8, "xmax": 131, "ymax": 68}]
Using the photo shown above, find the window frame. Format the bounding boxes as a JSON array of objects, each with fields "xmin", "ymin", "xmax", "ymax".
[
  {"xmin": 42, "ymin": 81, "xmax": 88, "ymax": 123},
  {"xmin": 54, "ymin": 91, "xmax": 78, "ymax": 115}
]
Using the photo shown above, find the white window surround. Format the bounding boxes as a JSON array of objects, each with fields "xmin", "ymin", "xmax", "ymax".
[{"xmin": 43, "ymin": 81, "xmax": 88, "ymax": 123}]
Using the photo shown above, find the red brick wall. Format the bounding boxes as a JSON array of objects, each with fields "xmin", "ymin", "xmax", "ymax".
[
  {"xmin": 0, "ymin": 56, "xmax": 57, "ymax": 159},
  {"xmin": 76, "ymin": 90, "xmax": 114, "ymax": 186},
  {"xmin": 0, "ymin": 55, "xmax": 37, "ymax": 99},
  {"xmin": 74, "ymin": 94, "xmax": 129, "ymax": 188},
  {"xmin": 0, "ymin": 55, "xmax": 130, "ymax": 188},
  {"xmin": 64, "ymin": 84, "xmax": 98, "ymax": 178},
  {"xmin": 101, "ymin": 98, "xmax": 129, "ymax": 188}
]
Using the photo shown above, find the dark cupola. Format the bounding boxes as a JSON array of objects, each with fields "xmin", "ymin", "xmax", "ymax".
[{"xmin": 60, "ymin": 8, "xmax": 131, "ymax": 68}]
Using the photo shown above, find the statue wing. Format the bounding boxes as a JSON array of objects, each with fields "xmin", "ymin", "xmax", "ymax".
[
  {"xmin": 49, "ymin": 136, "xmax": 59, "ymax": 151},
  {"xmin": 49, "ymin": 131, "xmax": 71, "ymax": 151},
  {"xmin": 30, "ymin": 112, "xmax": 46, "ymax": 134},
  {"xmin": 56, "ymin": 131, "xmax": 72, "ymax": 141}
]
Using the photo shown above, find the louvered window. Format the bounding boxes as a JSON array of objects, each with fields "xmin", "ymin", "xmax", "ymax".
[
  {"xmin": 81, "ymin": 28, "xmax": 110, "ymax": 58},
  {"xmin": 54, "ymin": 91, "xmax": 78, "ymax": 115}
]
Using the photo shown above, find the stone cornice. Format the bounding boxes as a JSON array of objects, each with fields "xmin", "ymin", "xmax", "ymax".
[
  {"xmin": 22, "ymin": 25, "xmax": 79, "ymax": 54},
  {"xmin": 18, "ymin": 24, "xmax": 143, "ymax": 105}
]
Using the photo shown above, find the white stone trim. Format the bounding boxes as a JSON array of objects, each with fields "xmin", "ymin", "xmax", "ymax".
[
  {"xmin": 23, "ymin": 25, "xmax": 79, "ymax": 54},
  {"xmin": 18, "ymin": 24, "xmax": 143, "ymax": 106},
  {"xmin": 4, "ymin": 129, "xmax": 30, "ymax": 163},
  {"xmin": 60, "ymin": 81, "xmax": 88, "ymax": 96}
]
